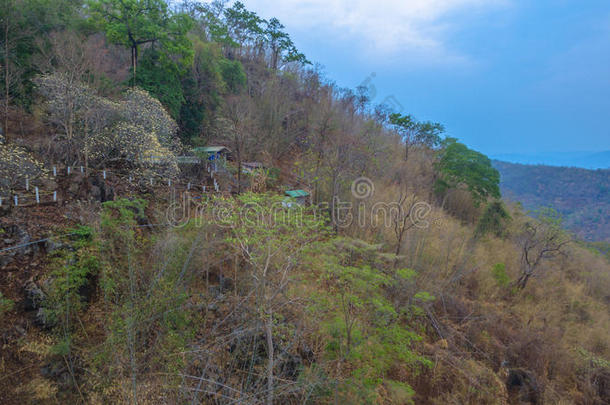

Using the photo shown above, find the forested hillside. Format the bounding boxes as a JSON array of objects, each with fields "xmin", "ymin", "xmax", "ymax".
[
  {"xmin": 1, "ymin": 1, "xmax": 609, "ymax": 404},
  {"xmin": 494, "ymin": 161, "xmax": 610, "ymax": 242}
]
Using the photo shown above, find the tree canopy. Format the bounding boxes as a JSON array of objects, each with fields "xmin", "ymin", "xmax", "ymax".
[{"xmin": 435, "ymin": 138, "xmax": 501, "ymax": 204}]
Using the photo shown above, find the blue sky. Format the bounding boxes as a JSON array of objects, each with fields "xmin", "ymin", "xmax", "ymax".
[{"xmin": 240, "ymin": 0, "xmax": 610, "ymax": 159}]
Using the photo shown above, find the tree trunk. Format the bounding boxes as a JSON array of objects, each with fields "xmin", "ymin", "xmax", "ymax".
[
  {"xmin": 265, "ymin": 312, "xmax": 274, "ymax": 405},
  {"xmin": 131, "ymin": 44, "xmax": 138, "ymax": 87},
  {"xmin": 236, "ymin": 149, "xmax": 242, "ymax": 194},
  {"xmin": 394, "ymin": 232, "xmax": 404, "ymax": 268},
  {"xmin": 517, "ymin": 272, "xmax": 531, "ymax": 290},
  {"xmin": 3, "ymin": 19, "xmax": 9, "ymax": 143}
]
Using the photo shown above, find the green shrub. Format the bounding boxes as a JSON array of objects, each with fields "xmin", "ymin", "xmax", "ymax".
[
  {"xmin": 492, "ymin": 263, "xmax": 510, "ymax": 287},
  {"xmin": 0, "ymin": 292, "xmax": 14, "ymax": 318}
]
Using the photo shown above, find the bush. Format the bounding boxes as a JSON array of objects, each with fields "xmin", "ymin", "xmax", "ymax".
[
  {"xmin": 0, "ymin": 292, "xmax": 14, "ymax": 318},
  {"xmin": 0, "ymin": 144, "xmax": 48, "ymax": 194},
  {"xmin": 492, "ymin": 263, "xmax": 510, "ymax": 288}
]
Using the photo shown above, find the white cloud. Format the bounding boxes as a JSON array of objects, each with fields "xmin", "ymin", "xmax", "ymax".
[{"xmin": 242, "ymin": 0, "xmax": 509, "ymax": 66}]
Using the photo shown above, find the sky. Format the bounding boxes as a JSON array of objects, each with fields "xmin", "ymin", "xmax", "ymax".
[{"xmin": 233, "ymin": 0, "xmax": 610, "ymax": 161}]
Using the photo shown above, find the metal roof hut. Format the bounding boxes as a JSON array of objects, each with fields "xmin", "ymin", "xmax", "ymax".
[
  {"xmin": 191, "ymin": 146, "xmax": 232, "ymax": 172},
  {"xmin": 285, "ymin": 189, "xmax": 310, "ymax": 206}
]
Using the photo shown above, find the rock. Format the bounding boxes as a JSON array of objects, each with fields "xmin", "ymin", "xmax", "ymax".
[
  {"xmin": 102, "ymin": 185, "xmax": 115, "ymax": 202},
  {"xmin": 506, "ymin": 368, "xmax": 541, "ymax": 404},
  {"xmin": 90, "ymin": 185, "xmax": 101, "ymax": 201},
  {"xmin": 89, "ymin": 175, "xmax": 114, "ymax": 202},
  {"xmin": 68, "ymin": 182, "xmax": 80, "ymax": 195},
  {"xmin": 14, "ymin": 325, "xmax": 26, "ymax": 336},
  {"xmin": 40, "ymin": 361, "xmax": 67, "ymax": 378},
  {"xmin": 220, "ymin": 275, "xmax": 234, "ymax": 292},
  {"xmin": 41, "ymin": 179, "xmax": 58, "ymax": 190},
  {"xmin": 23, "ymin": 281, "xmax": 45, "ymax": 310},
  {"xmin": 0, "ymin": 205, "xmax": 11, "ymax": 216},
  {"xmin": 34, "ymin": 307, "xmax": 55, "ymax": 329},
  {"xmin": 44, "ymin": 239, "xmax": 67, "ymax": 254},
  {"xmin": 0, "ymin": 253, "xmax": 15, "ymax": 267}
]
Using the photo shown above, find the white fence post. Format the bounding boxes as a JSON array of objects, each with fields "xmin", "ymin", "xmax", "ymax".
[
  {"xmin": 103, "ymin": 170, "xmax": 107, "ymax": 179},
  {"xmin": 14, "ymin": 195, "xmax": 18, "ymax": 206},
  {"xmin": 35, "ymin": 187, "xmax": 39, "ymax": 204},
  {"xmin": 53, "ymin": 166, "xmax": 57, "ymax": 177},
  {"xmin": 25, "ymin": 177, "xmax": 29, "ymax": 191},
  {"xmin": 67, "ymin": 166, "xmax": 71, "ymax": 175},
  {"xmin": 53, "ymin": 191, "xmax": 57, "ymax": 202},
  {"xmin": 0, "ymin": 197, "xmax": 3, "ymax": 206}
]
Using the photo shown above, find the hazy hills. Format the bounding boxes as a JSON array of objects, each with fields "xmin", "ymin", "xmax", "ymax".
[
  {"xmin": 493, "ymin": 160, "xmax": 610, "ymax": 241},
  {"xmin": 491, "ymin": 151, "xmax": 610, "ymax": 170}
]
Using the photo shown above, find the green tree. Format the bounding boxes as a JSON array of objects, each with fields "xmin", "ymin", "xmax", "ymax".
[
  {"xmin": 435, "ymin": 138, "xmax": 500, "ymax": 205},
  {"xmin": 89, "ymin": 0, "xmax": 193, "ymax": 86},
  {"xmin": 309, "ymin": 238, "xmax": 432, "ymax": 403},
  {"xmin": 216, "ymin": 193, "xmax": 327, "ymax": 405},
  {"xmin": 263, "ymin": 17, "xmax": 309, "ymax": 70},
  {"xmin": 135, "ymin": 48, "xmax": 184, "ymax": 119},
  {"xmin": 178, "ymin": 39, "xmax": 231, "ymax": 140},
  {"xmin": 224, "ymin": 0, "xmax": 264, "ymax": 56},
  {"xmin": 389, "ymin": 113, "xmax": 444, "ymax": 161}
]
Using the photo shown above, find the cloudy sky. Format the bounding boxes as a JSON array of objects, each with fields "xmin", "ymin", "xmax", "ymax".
[{"xmin": 230, "ymin": 1, "xmax": 610, "ymax": 157}]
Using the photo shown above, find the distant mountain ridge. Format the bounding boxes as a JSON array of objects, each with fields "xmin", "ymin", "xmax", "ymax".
[
  {"xmin": 491, "ymin": 151, "xmax": 610, "ymax": 169},
  {"xmin": 493, "ymin": 160, "xmax": 610, "ymax": 242}
]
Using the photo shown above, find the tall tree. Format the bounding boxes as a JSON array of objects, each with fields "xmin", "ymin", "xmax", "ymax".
[
  {"xmin": 263, "ymin": 17, "xmax": 309, "ymax": 70},
  {"xmin": 435, "ymin": 138, "xmax": 500, "ymax": 206},
  {"xmin": 0, "ymin": 0, "xmax": 29, "ymax": 141},
  {"xmin": 215, "ymin": 95, "xmax": 256, "ymax": 193},
  {"xmin": 89, "ymin": 0, "xmax": 193, "ymax": 86},
  {"xmin": 389, "ymin": 113, "xmax": 444, "ymax": 161}
]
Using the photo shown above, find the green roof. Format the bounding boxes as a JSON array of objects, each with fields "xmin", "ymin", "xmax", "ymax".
[
  {"xmin": 192, "ymin": 146, "xmax": 230, "ymax": 153},
  {"xmin": 285, "ymin": 190, "xmax": 309, "ymax": 198}
]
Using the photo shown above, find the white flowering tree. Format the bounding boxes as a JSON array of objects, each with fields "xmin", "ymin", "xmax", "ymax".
[
  {"xmin": 37, "ymin": 74, "xmax": 180, "ymax": 177},
  {"xmin": 121, "ymin": 88, "xmax": 181, "ymax": 153},
  {"xmin": 0, "ymin": 144, "xmax": 47, "ymax": 194}
]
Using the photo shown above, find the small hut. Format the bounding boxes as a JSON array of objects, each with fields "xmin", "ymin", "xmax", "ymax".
[
  {"xmin": 191, "ymin": 146, "xmax": 232, "ymax": 171},
  {"xmin": 285, "ymin": 189, "xmax": 310, "ymax": 206}
]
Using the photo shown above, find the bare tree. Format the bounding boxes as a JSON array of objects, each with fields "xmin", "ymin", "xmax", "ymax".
[
  {"xmin": 516, "ymin": 209, "xmax": 570, "ymax": 289},
  {"xmin": 216, "ymin": 95, "xmax": 256, "ymax": 193},
  {"xmin": 391, "ymin": 188, "xmax": 419, "ymax": 260}
]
